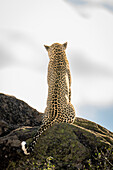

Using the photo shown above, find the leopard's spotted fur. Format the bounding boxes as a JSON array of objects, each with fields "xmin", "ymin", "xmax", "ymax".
[{"xmin": 21, "ymin": 42, "xmax": 76, "ymax": 155}]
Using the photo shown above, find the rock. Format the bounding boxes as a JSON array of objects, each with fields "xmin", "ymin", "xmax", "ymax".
[
  {"xmin": 0, "ymin": 93, "xmax": 113, "ymax": 170},
  {"xmin": 0, "ymin": 93, "xmax": 44, "ymax": 137}
]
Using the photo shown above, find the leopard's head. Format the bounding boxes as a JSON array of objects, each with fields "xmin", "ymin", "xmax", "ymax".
[{"xmin": 44, "ymin": 42, "xmax": 67, "ymax": 59}]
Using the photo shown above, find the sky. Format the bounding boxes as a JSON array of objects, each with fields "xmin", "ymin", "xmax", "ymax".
[{"xmin": 0, "ymin": 0, "xmax": 113, "ymax": 131}]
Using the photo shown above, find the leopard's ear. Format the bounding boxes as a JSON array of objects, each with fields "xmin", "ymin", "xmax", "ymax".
[
  {"xmin": 44, "ymin": 45, "xmax": 50, "ymax": 51},
  {"xmin": 63, "ymin": 42, "xmax": 67, "ymax": 50}
]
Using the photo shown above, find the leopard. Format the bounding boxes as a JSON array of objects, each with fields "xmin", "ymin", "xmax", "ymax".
[{"xmin": 21, "ymin": 42, "xmax": 76, "ymax": 155}]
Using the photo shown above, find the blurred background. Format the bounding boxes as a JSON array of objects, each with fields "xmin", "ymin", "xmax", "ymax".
[{"xmin": 0, "ymin": 0, "xmax": 113, "ymax": 131}]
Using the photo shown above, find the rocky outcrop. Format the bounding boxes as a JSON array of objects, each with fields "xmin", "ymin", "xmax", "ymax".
[{"xmin": 0, "ymin": 93, "xmax": 113, "ymax": 169}]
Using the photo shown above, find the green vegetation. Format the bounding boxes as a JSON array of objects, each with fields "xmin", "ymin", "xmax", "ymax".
[{"xmin": 83, "ymin": 146, "xmax": 113, "ymax": 169}]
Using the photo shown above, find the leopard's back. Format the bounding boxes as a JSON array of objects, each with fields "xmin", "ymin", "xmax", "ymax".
[{"xmin": 44, "ymin": 42, "xmax": 75, "ymax": 123}]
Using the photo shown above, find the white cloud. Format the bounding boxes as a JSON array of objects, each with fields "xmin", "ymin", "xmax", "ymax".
[
  {"xmin": 0, "ymin": 67, "xmax": 48, "ymax": 112},
  {"xmin": 65, "ymin": 0, "xmax": 113, "ymax": 17}
]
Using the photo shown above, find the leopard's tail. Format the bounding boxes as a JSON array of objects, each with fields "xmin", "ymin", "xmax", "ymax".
[{"xmin": 21, "ymin": 120, "xmax": 54, "ymax": 155}]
